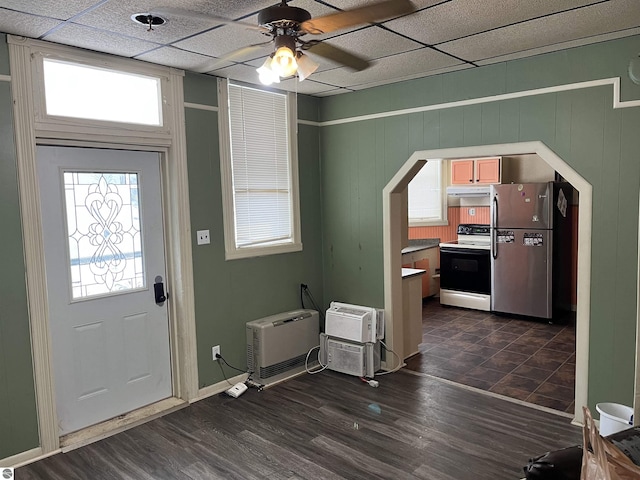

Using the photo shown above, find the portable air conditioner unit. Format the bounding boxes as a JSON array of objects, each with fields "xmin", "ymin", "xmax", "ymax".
[
  {"xmin": 319, "ymin": 333, "xmax": 380, "ymax": 378},
  {"xmin": 325, "ymin": 301, "xmax": 384, "ymax": 344},
  {"xmin": 246, "ymin": 309, "xmax": 319, "ymax": 388}
]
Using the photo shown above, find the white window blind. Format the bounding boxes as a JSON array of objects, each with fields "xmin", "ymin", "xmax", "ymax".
[
  {"xmin": 408, "ymin": 159, "xmax": 447, "ymax": 225},
  {"xmin": 223, "ymin": 82, "xmax": 301, "ymax": 256},
  {"xmin": 219, "ymin": 78, "xmax": 301, "ymax": 259}
]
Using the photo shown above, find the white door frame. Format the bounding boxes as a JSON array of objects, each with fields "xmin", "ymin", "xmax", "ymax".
[
  {"xmin": 383, "ymin": 141, "xmax": 592, "ymax": 425},
  {"xmin": 8, "ymin": 36, "xmax": 198, "ymax": 456}
]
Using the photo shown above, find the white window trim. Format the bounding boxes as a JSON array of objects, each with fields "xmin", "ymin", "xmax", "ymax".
[
  {"xmin": 217, "ymin": 78, "xmax": 302, "ymax": 260},
  {"xmin": 408, "ymin": 158, "xmax": 448, "ymax": 227},
  {"xmin": 22, "ymin": 39, "xmax": 174, "ymax": 140}
]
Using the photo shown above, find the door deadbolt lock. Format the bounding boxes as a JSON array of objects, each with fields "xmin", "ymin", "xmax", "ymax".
[{"xmin": 154, "ymin": 276, "xmax": 168, "ymax": 305}]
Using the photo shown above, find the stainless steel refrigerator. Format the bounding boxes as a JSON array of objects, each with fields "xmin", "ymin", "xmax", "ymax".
[{"xmin": 490, "ymin": 182, "xmax": 572, "ymax": 319}]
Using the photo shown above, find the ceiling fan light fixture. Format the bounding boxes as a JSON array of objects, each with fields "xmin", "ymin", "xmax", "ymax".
[
  {"xmin": 269, "ymin": 35, "xmax": 298, "ymax": 78},
  {"xmin": 271, "ymin": 46, "xmax": 298, "ymax": 78},
  {"xmin": 257, "ymin": 56, "xmax": 280, "ymax": 85},
  {"xmin": 296, "ymin": 52, "xmax": 318, "ymax": 82}
]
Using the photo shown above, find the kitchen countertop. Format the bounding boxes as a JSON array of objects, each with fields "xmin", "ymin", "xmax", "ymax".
[
  {"xmin": 402, "ymin": 268, "xmax": 426, "ymax": 279},
  {"xmin": 401, "ymin": 238, "xmax": 440, "ymax": 254}
]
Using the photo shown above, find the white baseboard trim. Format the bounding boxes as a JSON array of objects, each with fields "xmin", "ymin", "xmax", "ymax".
[{"xmin": 2, "ymin": 447, "xmax": 51, "ymax": 469}]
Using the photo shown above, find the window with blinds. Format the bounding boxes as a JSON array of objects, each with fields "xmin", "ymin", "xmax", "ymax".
[
  {"xmin": 408, "ymin": 159, "xmax": 447, "ymax": 226},
  {"xmin": 219, "ymin": 80, "xmax": 302, "ymax": 259}
]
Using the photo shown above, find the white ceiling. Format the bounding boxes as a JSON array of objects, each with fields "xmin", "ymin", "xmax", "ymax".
[{"xmin": 1, "ymin": 0, "xmax": 639, "ymax": 96}]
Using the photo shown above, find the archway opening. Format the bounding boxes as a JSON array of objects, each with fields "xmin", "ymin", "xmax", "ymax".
[{"xmin": 383, "ymin": 141, "xmax": 591, "ymax": 424}]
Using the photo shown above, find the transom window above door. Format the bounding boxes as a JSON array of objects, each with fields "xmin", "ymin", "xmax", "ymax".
[{"xmin": 42, "ymin": 58, "xmax": 163, "ymax": 126}]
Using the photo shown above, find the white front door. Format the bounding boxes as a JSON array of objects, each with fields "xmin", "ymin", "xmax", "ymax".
[{"xmin": 37, "ymin": 145, "xmax": 172, "ymax": 435}]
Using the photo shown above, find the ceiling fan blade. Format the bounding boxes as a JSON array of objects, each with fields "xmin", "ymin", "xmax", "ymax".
[
  {"xmin": 194, "ymin": 41, "xmax": 273, "ymax": 73},
  {"xmin": 307, "ymin": 42, "xmax": 369, "ymax": 71},
  {"xmin": 300, "ymin": 0, "xmax": 415, "ymax": 35},
  {"xmin": 152, "ymin": 6, "xmax": 270, "ymax": 33}
]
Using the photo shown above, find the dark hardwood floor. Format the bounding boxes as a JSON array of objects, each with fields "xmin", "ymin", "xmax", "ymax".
[{"xmin": 18, "ymin": 369, "xmax": 581, "ymax": 479}]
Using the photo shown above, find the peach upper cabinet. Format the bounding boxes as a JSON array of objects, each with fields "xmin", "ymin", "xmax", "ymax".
[{"xmin": 451, "ymin": 157, "xmax": 501, "ymax": 185}]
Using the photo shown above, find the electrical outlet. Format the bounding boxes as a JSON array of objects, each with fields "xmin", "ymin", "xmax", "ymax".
[
  {"xmin": 468, "ymin": 208, "xmax": 476, "ymax": 216},
  {"xmin": 212, "ymin": 345, "xmax": 220, "ymax": 361},
  {"xmin": 197, "ymin": 230, "xmax": 210, "ymax": 245}
]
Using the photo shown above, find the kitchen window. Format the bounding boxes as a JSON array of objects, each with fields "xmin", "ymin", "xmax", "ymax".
[
  {"xmin": 408, "ymin": 159, "xmax": 447, "ymax": 226},
  {"xmin": 218, "ymin": 79, "xmax": 302, "ymax": 260}
]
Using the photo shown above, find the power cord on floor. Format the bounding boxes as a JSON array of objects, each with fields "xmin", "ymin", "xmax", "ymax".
[
  {"xmin": 305, "ymin": 345, "xmax": 328, "ymax": 374},
  {"xmin": 216, "ymin": 353, "xmax": 251, "ymax": 387},
  {"xmin": 375, "ymin": 340, "xmax": 404, "ymax": 376},
  {"xmin": 360, "ymin": 377, "xmax": 379, "ymax": 387}
]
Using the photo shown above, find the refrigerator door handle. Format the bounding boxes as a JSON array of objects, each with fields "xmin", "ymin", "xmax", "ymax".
[{"xmin": 492, "ymin": 195, "xmax": 498, "ymax": 259}]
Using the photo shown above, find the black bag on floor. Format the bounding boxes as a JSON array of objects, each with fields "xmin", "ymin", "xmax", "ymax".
[{"xmin": 523, "ymin": 445, "xmax": 583, "ymax": 480}]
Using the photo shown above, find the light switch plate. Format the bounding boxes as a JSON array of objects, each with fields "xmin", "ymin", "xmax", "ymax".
[{"xmin": 197, "ymin": 230, "xmax": 210, "ymax": 245}]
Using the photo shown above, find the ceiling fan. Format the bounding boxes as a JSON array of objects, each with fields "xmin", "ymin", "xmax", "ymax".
[{"xmin": 150, "ymin": 0, "xmax": 416, "ymax": 85}]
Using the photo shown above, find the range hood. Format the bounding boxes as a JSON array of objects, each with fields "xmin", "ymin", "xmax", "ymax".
[{"xmin": 446, "ymin": 186, "xmax": 491, "ymax": 197}]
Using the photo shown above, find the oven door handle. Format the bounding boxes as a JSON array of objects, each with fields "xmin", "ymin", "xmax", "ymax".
[{"xmin": 492, "ymin": 195, "xmax": 498, "ymax": 259}]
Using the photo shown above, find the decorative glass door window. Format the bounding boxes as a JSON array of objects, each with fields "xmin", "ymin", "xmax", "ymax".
[{"xmin": 64, "ymin": 171, "xmax": 145, "ymax": 299}]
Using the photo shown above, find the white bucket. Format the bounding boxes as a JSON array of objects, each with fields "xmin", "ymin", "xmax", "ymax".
[{"xmin": 595, "ymin": 403, "xmax": 634, "ymax": 436}]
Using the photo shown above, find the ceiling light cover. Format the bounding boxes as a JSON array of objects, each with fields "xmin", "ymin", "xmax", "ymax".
[
  {"xmin": 257, "ymin": 56, "xmax": 280, "ymax": 85},
  {"xmin": 296, "ymin": 53, "xmax": 319, "ymax": 82},
  {"xmin": 271, "ymin": 46, "xmax": 298, "ymax": 77}
]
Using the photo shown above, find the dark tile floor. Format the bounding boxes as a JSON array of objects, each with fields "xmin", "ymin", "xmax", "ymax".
[{"xmin": 405, "ymin": 298, "xmax": 576, "ymax": 413}]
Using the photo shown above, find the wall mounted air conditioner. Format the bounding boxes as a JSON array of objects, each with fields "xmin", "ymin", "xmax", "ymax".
[
  {"xmin": 246, "ymin": 309, "xmax": 319, "ymax": 388},
  {"xmin": 325, "ymin": 301, "xmax": 384, "ymax": 344},
  {"xmin": 446, "ymin": 186, "xmax": 491, "ymax": 197},
  {"xmin": 319, "ymin": 333, "xmax": 380, "ymax": 378}
]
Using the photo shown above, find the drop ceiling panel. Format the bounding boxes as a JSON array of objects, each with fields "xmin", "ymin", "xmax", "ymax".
[
  {"xmin": 475, "ymin": 27, "xmax": 640, "ymax": 67},
  {"xmin": 0, "ymin": 0, "xmax": 100, "ymax": 20},
  {"xmin": 348, "ymin": 63, "xmax": 472, "ymax": 91},
  {"xmin": 276, "ymin": 77, "xmax": 341, "ymax": 95},
  {"xmin": 69, "ymin": 0, "xmax": 252, "ymax": 44},
  {"xmin": 44, "ymin": 23, "xmax": 161, "ymax": 57},
  {"xmin": 205, "ymin": 63, "xmax": 271, "ymax": 88},
  {"xmin": 136, "ymin": 46, "xmax": 230, "ymax": 71},
  {"xmin": 383, "ymin": 0, "xmax": 602, "ymax": 46},
  {"xmin": 440, "ymin": 0, "xmax": 640, "ymax": 63},
  {"xmin": 311, "ymin": 47, "xmax": 462, "ymax": 88},
  {"xmin": 1, "ymin": 0, "xmax": 639, "ymax": 96},
  {"xmin": 173, "ymin": 15, "xmax": 269, "ymax": 62},
  {"xmin": 323, "ymin": 0, "xmax": 443, "ymax": 9},
  {"xmin": 320, "ymin": 26, "xmax": 423, "ymax": 62},
  {"xmin": 0, "ymin": 9, "xmax": 62, "ymax": 38}
]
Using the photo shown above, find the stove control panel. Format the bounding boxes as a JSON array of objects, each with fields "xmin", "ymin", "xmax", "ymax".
[{"xmin": 457, "ymin": 224, "xmax": 490, "ymax": 236}]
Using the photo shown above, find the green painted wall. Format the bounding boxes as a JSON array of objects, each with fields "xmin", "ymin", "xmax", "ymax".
[
  {"xmin": 319, "ymin": 35, "xmax": 640, "ymax": 409},
  {"xmin": 183, "ymin": 73, "xmax": 324, "ymax": 387},
  {"xmin": 2, "ymin": 27, "xmax": 640, "ymax": 460},
  {"xmin": 0, "ymin": 34, "xmax": 40, "ymax": 459}
]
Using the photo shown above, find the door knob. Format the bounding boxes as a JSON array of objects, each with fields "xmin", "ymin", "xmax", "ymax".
[{"xmin": 154, "ymin": 275, "xmax": 168, "ymax": 305}]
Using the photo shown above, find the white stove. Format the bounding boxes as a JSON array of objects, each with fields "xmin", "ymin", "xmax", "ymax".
[
  {"xmin": 439, "ymin": 238, "xmax": 490, "ymax": 250},
  {"xmin": 439, "ymin": 224, "xmax": 491, "ymax": 249},
  {"xmin": 439, "ymin": 224, "xmax": 491, "ymax": 311}
]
